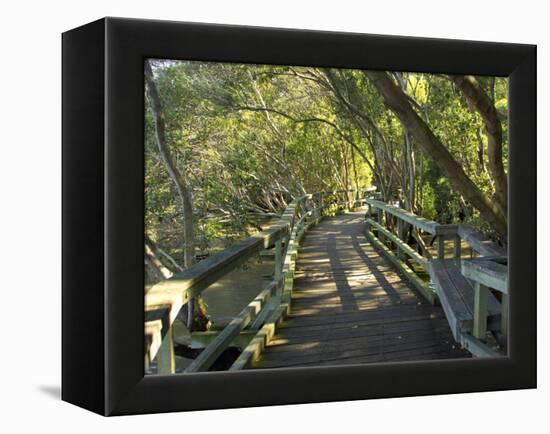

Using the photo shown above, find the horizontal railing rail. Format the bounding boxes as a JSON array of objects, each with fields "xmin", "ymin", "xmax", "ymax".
[
  {"xmin": 366, "ymin": 199, "xmax": 441, "ymax": 235},
  {"xmin": 364, "ymin": 198, "xmax": 445, "ymax": 303}
]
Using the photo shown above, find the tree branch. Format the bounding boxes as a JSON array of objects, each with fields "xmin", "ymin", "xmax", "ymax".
[{"xmin": 234, "ymin": 105, "xmax": 375, "ymax": 173}]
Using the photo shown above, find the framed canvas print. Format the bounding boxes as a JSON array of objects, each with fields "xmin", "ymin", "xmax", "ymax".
[{"xmin": 62, "ymin": 17, "xmax": 536, "ymax": 416}]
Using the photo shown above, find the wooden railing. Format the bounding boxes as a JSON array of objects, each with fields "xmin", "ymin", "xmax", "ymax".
[
  {"xmin": 145, "ymin": 188, "xmax": 371, "ymax": 374},
  {"xmin": 364, "ymin": 198, "xmax": 456, "ymax": 303},
  {"xmin": 364, "ymin": 198, "xmax": 508, "ymax": 357},
  {"xmin": 461, "ymin": 256, "xmax": 508, "ymax": 355}
]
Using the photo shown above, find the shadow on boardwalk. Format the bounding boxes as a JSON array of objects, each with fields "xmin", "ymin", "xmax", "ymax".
[{"xmin": 254, "ymin": 212, "xmax": 470, "ymax": 369}]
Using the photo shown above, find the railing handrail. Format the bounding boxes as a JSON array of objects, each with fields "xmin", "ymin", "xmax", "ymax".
[{"xmin": 366, "ymin": 198, "xmax": 441, "ymax": 234}]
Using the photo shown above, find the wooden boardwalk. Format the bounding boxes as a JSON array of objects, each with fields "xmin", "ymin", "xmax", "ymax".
[{"xmin": 255, "ymin": 212, "xmax": 470, "ymax": 369}]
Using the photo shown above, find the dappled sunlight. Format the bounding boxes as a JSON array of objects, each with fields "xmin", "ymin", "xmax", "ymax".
[{"xmin": 141, "ymin": 57, "xmax": 507, "ymax": 373}]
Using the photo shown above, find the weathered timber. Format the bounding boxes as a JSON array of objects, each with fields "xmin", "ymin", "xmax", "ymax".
[
  {"xmin": 436, "ymin": 224, "xmax": 459, "ymax": 236},
  {"xmin": 252, "ymin": 212, "xmax": 468, "ymax": 369},
  {"xmin": 281, "ymin": 212, "xmax": 310, "ymax": 303},
  {"xmin": 457, "ymin": 224, "xmax": 506, "ymax": 257},
  {"xmin": 363, "ymin": 199, "xmax": 507, "ymax": 357},
  {"xmin": 185, "ymin": 285, "xmax": 273, "ymax": 372},
  {"xmin": 229, "ymin": 303, "xmax": 287, "ymax": 370},
  {"xmin": 366, "ymin": 199, "xmax": 439, "ymax": 234},
  {"xmin": 472, "ymin": 282, "xmax": 489, "ymax": 339},
  {"xmin": 453, "ymin": 234, "xmax": 461, "ymax": 259},
  {"xmin": 429, "ymin": 259, "xmax": 501, "ymax": 340},
  {"xmin": 146, "ymin": 225, "xmax": 288, "ymax": 316},
  {"xmin": 144, "ymin": 307, "xmax": 171, "ymax": 367},
  {"xmin": 365, "ymin": 228, "xmax": 435, "ymax": 304},
  {"xmin": 148, "ymin": 193, "xmax": 506, "ymax": 372},
  {"xmin": 145, "ymin": 190, "xmax": 373, "ymax": 371},
  {"xmin": 156, "ymin": 325, "xmax": 175, "ymax": 374},
  {"xmin": 461, "ymin": 257, "xmax": 508, "ymax": 294},
  {"xmin": 274, "ymin": 239, "xmax": 283, "ymax": 286},
  {"xmin": 249, "ymin": 304, "xmax": 275, "ymax": 331},
  {"xmin": 461, "ymin": 333, "xmax": 501, "ymax": 358},
  {"xmin": 365, "ymin": 218, "xmax": 428, "ymax": 268},
  {"xmin": 144, "ymin": 194, "xmax": 314, "ymax": 363},
  {"xmin": 233, "ymin": 204, "xmax": 328, "ymax": 368},
  {"xmin": 186, "ymin": 330, "xmax": 257, "ymax": 348},
  {"xmin": 437, "ymin": 235, "xmax": 445, "ymax": 259}
]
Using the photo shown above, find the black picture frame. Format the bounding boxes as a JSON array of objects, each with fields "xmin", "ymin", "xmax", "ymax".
[{"xmin": 62, "ymin": 17, "xmax": 536, "ymax": 416}]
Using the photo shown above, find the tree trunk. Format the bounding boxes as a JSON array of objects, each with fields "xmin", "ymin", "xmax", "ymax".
[
  {"xmin": 145, "ymin": 234, "xmax": 184, "ymax": 272},
  {"xmin": 144, "ymin": 251, "xmax": 170, "ymax": 282},
  {"xmin": 351, "ymin": 147, "xmax": 360, "ymax": 191},
  {"xmin": 364, "ymin": 70, "xmax": 507, "ymax": 238},
  {"xmin": 405, "ymin": 131, "xmax": 415, "ymax": 211},
  {"xmin": 145, "ymin": 242, "xmax": 173, "ymax": 281},
  {"xmin": 145, "ymin": 61, "xmax": 209, "ymax": 330},
  {"xmin": 448, "ymin": 75, "xmax": 507, "ymax": 217}
]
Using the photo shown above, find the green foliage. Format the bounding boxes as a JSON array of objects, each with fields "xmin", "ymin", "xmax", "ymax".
[
  {"xmin": 421, "ymin": 183, "xmax": 437, "ymax": 221},
  {"xmin": 145, "ymin": 60, "xmax": 508, "ymax": 268}
]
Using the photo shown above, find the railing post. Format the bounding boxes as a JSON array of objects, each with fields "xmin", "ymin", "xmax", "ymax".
[
  {"xmin": 312, "ymin": 193, "xmax": 319, "ymax": 220},
  {"xmin": 377, "ymin": 209, "xmax": 385, "ymax": 244},
  {"xmin": 156, "ymin": 325, "xmax": 175, "ymax": 374},
  {"xmin": 396, "ymin": 219, "xmax": 404, "ymax": 260},
  {"xmin": 473, "ymin": 282, "xmax": 489, "ymax": 340},
  {"xmin": 398, "ymin": 219, "xmax": 404, "ymax": 240},
  {"xmin": 437, "ymin": 235, "xmax": 445, "ymax": 260},
  {"xmin": 453, "ymin": 234, "xmax": 461, "ymax": 259},
  {"xmin": 274, "ymin": 238, "xmax": 282, "ymax": 289}
]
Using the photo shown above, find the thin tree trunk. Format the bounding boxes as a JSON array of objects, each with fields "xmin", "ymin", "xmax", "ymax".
[
  {"xmin": 475, "ymin": 127, "xmax": 487, "ymax": 173},
  {"xmin": 341, "ymin": 141, "xmax": 350, "ymax": 190},
  {"xmin": 145, "ymin": 234, "xmax": 184, "ymax": 272},
  {"xmin": 406, "ymin": 133, "xmax": 415, "ymax": 210},
  {"xmin": 351, "ymin": 148, "xmax": 360, "ymax": 191},
  {"xmin": 145, "ymin": 242, "xmax": 174, "ymax": 280},
  {"xmin": 145, "ymin": 61, "xmax": 209, "ymax": 330},
  {"xmin": 145, "ymin": 250, "xmax": 170, "ymax": 282},
  {"xmin": 417, "ymin": 153, "xmax": 424, "ymax": 212},
  {"xmin": 364, "ymin": 70, "xmax": 507, "ymax": 238},
  {"xmin": 396, "ymin": 73, "xmax": 416, "ymax": 212},
  {"xmin": 145, "ymin": 62, "xmax": 195, "ymax": 268}
]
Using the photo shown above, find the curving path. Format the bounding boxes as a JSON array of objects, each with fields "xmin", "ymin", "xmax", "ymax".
[{"xmin": 254, "ymin": 212, "xmax": 470, "ymax": 369}]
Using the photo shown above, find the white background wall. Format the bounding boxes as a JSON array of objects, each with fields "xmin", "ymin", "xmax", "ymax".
[{"xmin": 0, "ymin": 0, "xmax": 546, "ymax": 432}]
